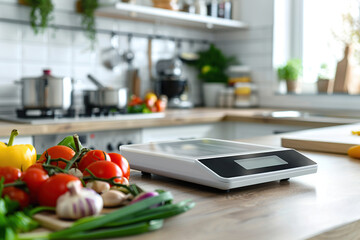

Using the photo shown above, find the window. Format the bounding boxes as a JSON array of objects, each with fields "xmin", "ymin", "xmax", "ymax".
[{"xmin": 274, "ymin": 0, "xmax": 360, "ymax": 95}]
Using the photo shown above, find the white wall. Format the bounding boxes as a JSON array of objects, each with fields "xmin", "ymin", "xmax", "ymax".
[{"xmin": 0, "ymin": 0, "xmax": 213, "ymax": 111}]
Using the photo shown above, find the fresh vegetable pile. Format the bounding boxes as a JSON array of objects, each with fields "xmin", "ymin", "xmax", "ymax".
[
  {"xmin": 127, "ymin": 92, "xmax": 167, "ymax": 114},
  {"xmin": 0, "ymin": 129, "xmax": 194, "ymax": 240}
]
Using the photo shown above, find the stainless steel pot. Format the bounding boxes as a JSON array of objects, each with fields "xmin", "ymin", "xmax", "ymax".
[
  {"xmin": 18, "ymin": 70, "xmax": 73, "ymax": 110},
  {"xmin": 84, "ymin": 75, "xmax": 128, "ymax": 109}
]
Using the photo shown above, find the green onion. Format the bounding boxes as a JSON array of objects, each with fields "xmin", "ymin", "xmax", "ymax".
[
  {"xmin": 64, "ymin": 220, "xmax": 163, "ymax": 239},
  {"xmin": 104, "ymin": 200, "xmax": 195, "ymax": 227}
]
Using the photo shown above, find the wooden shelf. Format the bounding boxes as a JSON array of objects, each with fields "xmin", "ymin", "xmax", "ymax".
[{"xmin": 95, "ymin": 3, "xmax": 248, "ymax": 30}]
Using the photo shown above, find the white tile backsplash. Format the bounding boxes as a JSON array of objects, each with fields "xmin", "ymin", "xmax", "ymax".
[
  {"xmin": 48, "ymin": 29, "xmax": 73, "ymax": 46},
  {"xmin": 48, "ymin": 45, "xmax": 72, "ymax": 63},
  {"xmin": 22, "ymin": 63, "xmax": 47, "ymax": 77},
  {"xmin": 22, "ymin": 26, "xmax": 48, "ymax": 43},
  {"xmin": 0, "ymin": 62, "xmax": 20, "ymax": 80},
  {"xmin": 73, "ymin": 47, "xmax": 95, "ymax": 64},
  {"xmin": 22, "ymin": 43, "xmax": 47, "ymax": 62},
  {"xmin": 0, "ymin": 22, "xmax": 20, "ymax": 41},
  {"xmin": 0, "ymin": 41, "xmax": 21, "ymax": 60}
]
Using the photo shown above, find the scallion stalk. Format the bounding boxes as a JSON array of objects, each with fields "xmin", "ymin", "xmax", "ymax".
[{"xmin": 64, "ymin": 220, "xmax": 163, "ymax": 239}]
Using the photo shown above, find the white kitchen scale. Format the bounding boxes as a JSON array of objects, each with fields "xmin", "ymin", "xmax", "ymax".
[{"xmin": 120, "ymin": 138, "xmax": 317, "ymax": 190}]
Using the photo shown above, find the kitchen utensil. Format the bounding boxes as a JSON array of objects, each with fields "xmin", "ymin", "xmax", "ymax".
[
  {"xmin": 121, "ymin": 138, "xmax": 317, "ymax": 190},
  {"xmin": 17, "ymin": 69, "xmax": 73, "ymax": 110},
  {"xmin": 87, "ymin": 74, "xmax": 107, "ymax": 89},
  {"xmin": 101, "ymin": 33, "xmax": 122, "ymax": 71},
  {"xmin": 155, "ymin": 56, "xmax": 193, "ymax": 108},
  {"xmin": 281, "ymin": 123, "xmax": 360, "ymax": 154},
  {"xmin": 122, "ymin": 34, "xmax": 134, "ymax": 67},
  {"xmin": 84, "ymin": 75, "xmax": 128, "ymax": 109},
  {"xmin": 156, "ymin": 58, "xmax": 182, "ymax": 77},
  {"xmin": 148, "ymin": 37, "xmax": 153, "ymax": 81},
  {"xmin": 125, "ymin": 68, "xmax": 140, "ymax": 97},
  {"xmin": 176, "ymin": 41, "xmax": 199, "ymax": 64}
]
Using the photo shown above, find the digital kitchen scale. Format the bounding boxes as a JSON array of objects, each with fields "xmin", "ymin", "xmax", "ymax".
[{"xmin": 120, "ymin": 138, "xmax": 317, "ymax": 190}]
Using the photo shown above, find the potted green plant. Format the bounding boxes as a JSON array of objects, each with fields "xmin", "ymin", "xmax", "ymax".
[
  {"xmin": 191, "ymin": 44, "xmax": 237, "ymax": 107},
  {"xmin": 76, "ymin": 0, "xmax": 99, "ymax": 49},
  {"xmin": 18, "ymin": 0, "xmax": 54, "ymax": 34},
  {"xmin": 277, "ymin": 59, "xmax": 302, "ymax": 93}
]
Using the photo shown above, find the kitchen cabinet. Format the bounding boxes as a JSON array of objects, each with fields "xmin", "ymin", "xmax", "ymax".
[{"xmin": 95, "ymin": 2, "xmax": 247, "ymax": 30}]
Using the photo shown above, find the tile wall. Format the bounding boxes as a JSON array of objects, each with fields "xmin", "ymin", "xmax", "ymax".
[
  {"xmin": 215, "ymin": 0, "xmax": 276, "ymax": 108},
  {"xmin": 0, "ymin": 0, "xmax": 213, "ymax": 111}
]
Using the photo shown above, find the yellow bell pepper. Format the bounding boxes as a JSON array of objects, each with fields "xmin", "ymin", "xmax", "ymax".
[{"xmin": 0, "ymin": 129, "xmax": 36, "ymax": 171}]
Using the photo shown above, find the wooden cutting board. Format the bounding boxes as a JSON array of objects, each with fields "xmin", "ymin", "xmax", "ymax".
[
  {"xmin": 281, "ymin": 123, "xmax": 360, "ymax": 154},
  {"xmin": 33, "ymin": 207, "xmax": 116, "ymax": 231}
]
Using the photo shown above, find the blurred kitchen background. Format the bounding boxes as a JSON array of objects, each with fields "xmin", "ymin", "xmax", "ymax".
[{"xmin": 1, "ymin": 0, "xmax": 360, "ymax": 114}]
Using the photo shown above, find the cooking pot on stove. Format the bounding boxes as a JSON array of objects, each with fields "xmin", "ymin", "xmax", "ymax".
[
  {"xmin": 17, "ymin": 69, "xmax": 73, "ymax": 110},
  {"xmin": 83, "ymin": 75, "xmax": 128, "ymax": 109}
]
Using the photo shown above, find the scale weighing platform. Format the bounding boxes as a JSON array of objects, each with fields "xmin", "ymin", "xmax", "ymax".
[{"xmin": 120, "ymin": 138, "xmax": 317, "ymax": 190}]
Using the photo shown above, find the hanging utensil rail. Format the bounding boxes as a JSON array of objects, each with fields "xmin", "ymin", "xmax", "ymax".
[{"xmin": 0, "ymin": 17, "xmax": 211, "ymax": 44}]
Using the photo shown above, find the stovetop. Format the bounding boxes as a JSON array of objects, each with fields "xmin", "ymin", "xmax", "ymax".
[{"xmin": 0, "ymin": 112, "xmax": 166, "ymax": 125}]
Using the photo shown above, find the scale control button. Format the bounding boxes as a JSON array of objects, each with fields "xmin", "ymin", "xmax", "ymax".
[{"xmin": 107, "ymin": 143, "xmax": 114, "ymax": 151}]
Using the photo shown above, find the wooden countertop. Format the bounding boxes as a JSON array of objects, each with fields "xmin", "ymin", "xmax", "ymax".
[
  {"xmin": 0, "ymin": 108, "xmax": 358, "ymax": 137},
  {"xmin": 120, "ymin": 134, "xmax": 360, "ymax": 240}
]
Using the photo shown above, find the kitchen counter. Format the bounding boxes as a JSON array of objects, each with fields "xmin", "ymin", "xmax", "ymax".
[
  {"xmin": 0, "ymin": 108, "xmax": 358, "ymax": 137},
  {"xmin": 121, "ymin": 133, "xmax": 360, "ymax": 240}
]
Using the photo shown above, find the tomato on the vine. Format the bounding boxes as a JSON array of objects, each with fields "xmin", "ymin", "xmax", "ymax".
[
  {"xmin": 2, "ymin": 187, "xmax": 30, "ymax": 209},
  {"xmin": 38, "ymin": 145, "xmax": 75, "ymax": 169},
  {"xmin": 38, "ymin": 173, "xmax": 81, "ymax": 207},
  {"xmin": 28, "ymin": 163, "xmax": 45, "ymax": 171},
  {"xmin": 21, "ymin": 168, "xmax": 49, "ymax": 204},
  {"xmin": 78, "ymin": 150, "xmax": 110, "ymax": 172},
  {"xmin": 0, "ymin": 166, "xmax": 21, "ymax": 184},
  {"xmin": 83, "ymin": 161, "xmax": 123, "ymax": 184},
  {"xmin": 108, "ymin": 153, "xmax": 130, "ymax": 180}
]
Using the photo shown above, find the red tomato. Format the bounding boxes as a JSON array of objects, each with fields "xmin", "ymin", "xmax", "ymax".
[
  {"xmin": 28, "ymin": 163, "xmax": 45, "ymax": 171},
  {"xmin": 2, "ymin": 187, "xmax": 30, "ymax": 209},
  {"xmin": 155, "ymin": 99, "xmax": 166, "ymax": 112},
  {"xmin": 0, "ymin": 166, "xmax": 21, "ymax": 184},
  {"xmin": 21, "ymin": 168, "xmax": 49, "ymax": 204},
  {"xmin": 78, "ymin": 150, "xmax": 110, "ymax": 172},
  {"xmin": 108, "ymin": 153, "xmax": 130, "ymax": 180},
  {"xmin": 83, "ymin": 161, "xmax": 123, "ymax": 184},
  {"xmin": 38, "ymin": 145, "xmax": 75, "ymax": 169},
  {"xmin": 38, "ymin": 173, "xmax": 81, "ymax": 207}
]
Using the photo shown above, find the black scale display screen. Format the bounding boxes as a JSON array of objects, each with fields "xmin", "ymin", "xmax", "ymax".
[{"xmin": 198, "ymin": 149, "xmax": 317, "ymax": 178}]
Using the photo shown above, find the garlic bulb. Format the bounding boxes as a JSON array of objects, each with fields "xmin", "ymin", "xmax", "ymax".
[
  {"xmin": 86, "ymin": 180, "xmax": 110, "ymax": 194},
  {"xmin": 102, "ymin": 190, "xmax": 127, "ymax": 207},
  {"xmin": 68, "ymin": 168, "xmax": 83, "ymax": 178},
  {"xmin": 56, "ymin": 181, "xmax": 103, "ymax": 220}
]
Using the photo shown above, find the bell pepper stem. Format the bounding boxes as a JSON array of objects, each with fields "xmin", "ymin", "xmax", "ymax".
[
  {"xmin": 73, "ymin": 134, "xmax": 80, "ymax": 153},
  {"xmin": 7, "ymin": 129, "xmax": 19, "ymax": 147}
]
